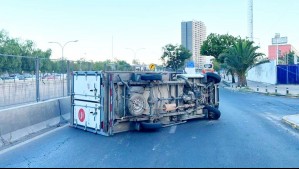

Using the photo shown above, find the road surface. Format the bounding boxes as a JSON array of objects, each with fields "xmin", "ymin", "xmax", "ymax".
[{"xmin": 0, "ymin": 88, "xmax": 299, "ymax": 168}]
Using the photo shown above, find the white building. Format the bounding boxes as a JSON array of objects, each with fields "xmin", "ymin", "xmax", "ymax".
[{"xmin": 181, "ymin": 20, "xmax": 207, "ymax": 68}]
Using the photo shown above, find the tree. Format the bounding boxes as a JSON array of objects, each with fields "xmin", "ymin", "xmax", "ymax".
[
  {"xmin": 161, "ymin": 44, "xmax": 192, "ymax": 71},
  {"xmin": 200, "ymin": 33, "xmax": 237, "ymax": 62},
  {"xmin": 201, "ymin": 33, "xmax": 238, "ymax": 83},
  {"xmin": 0, "ymin": 29, "xmax": 52, "ymax": 74},
  {"xmin": 221, "ymin": 39, "xmax": 266, "ymax": 87},
  {"xmin": 279, "ymin": 51, "xmax": 295, "ymax": 65},
  {"xmin": 212, "ymin": 59, "xmax": 221, "ymax": 72},
  {"xmin": 35, "ymin": 49, "xmax": 52, "ymax": 73},
  {"xmin": 93, "ymin": 60, "xmax": 110, "ymax": 71},
  {"xmin": 287, "ymin": 52, "xmax": 295, "ymax": 65},
  {"xmin": 116, "ymin": 60, "xmax": 131, "ymax": 71}
]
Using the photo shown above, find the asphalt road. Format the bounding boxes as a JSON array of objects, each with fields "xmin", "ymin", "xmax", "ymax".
[{"xmin": 1, "ymin": 87, "xmax": 299, "ymax": 168}]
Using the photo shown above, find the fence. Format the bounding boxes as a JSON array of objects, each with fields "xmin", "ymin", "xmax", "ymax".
[
  {"xmin": 277, "ymin": 65, "xmax": 299, "ymax": 84},
  {"xmin": 0, "ymin": 54, "xmax": 99, "ymax": 109},
  {"xmin": 0, "ymin": 54, "xmax": 164, "ymax": 109},
  {"xmin": 0, "ymin": 54, "xmax": 146, "ymax": 108}
]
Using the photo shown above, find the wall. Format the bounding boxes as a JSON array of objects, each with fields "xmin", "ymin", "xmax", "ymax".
[
  {"xmin": 268, "ymin": 44, "xmax": 292, "ymax": 60},
  {"xmin": 247, "ymin": 60, "xmax": 277, "ymax": 84},
  {"xmin": 0, "ymin": 97, "xmax": 70, "ymax": 147}
]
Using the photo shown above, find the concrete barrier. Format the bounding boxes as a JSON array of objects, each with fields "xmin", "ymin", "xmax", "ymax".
[{"xmin": 0, "ymin": 97, "xmax": 70, "ymax": 147}]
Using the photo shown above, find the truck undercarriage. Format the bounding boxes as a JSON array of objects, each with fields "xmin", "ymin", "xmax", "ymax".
[{"xmin": 71, "ymin": 71, "xmax": 221, "ymax": 136}]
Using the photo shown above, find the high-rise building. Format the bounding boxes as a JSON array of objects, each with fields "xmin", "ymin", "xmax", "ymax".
[{"xmin": 181, "ymin": 20, "xmax": 207, "ymax": 68}]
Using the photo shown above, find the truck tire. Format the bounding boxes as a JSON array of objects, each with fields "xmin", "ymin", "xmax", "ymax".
[
  {"xmin": 205, "ymin": 106, "xmax": 221, "ymax": 120},
  {"xmin": 206, "ymin": 72, "xmax": 221, "ymax": 84},
  {"xmin": 140, "ymin": 74, "xmax": 162, "ymax": 81},
  {"xmin": 140, "ymin": 122, "xmax": 163, "ymax": 130},
  {"xmin": 128, "ymin": 94, "xmax": 146, "ymax": 116}
]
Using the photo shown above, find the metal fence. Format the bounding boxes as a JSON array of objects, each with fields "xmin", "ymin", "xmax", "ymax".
[
  {"xmin": 277, "ymin": 65, "xmax": 299, "ymax": 84},
  {"xmin": 0, "ymin": 54, "xmax": 97, "ymax": 109},
  {"xmin": 0, "ymin": 55, "xmax": 165, "ymax": 109}
]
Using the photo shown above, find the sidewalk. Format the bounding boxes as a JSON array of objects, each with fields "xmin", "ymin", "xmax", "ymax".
[
  {"xmin": 221, "ymin": 75, "xmax": 299, "ymax": 97},
  {"xmin": 282, "ymin": 115, "xmax": 299, "ymax": 130}
]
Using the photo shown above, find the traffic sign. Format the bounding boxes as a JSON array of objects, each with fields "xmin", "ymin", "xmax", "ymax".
[
  {"xmin": 149, "ymin": 64, "xmax": 156, "ymax": 71},
  {"xmin": 78, "ymin": 108, "xmax": 86, "ymax": 122},
  {"xmin": 186, "ymin": 61, "xmax": 195, "ymax": 68}
]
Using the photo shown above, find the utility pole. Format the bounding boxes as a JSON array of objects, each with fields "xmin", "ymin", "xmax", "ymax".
[
  {"xmin": 112, "ymin": 36, "xmax": 114, "ymax": 61},
  {"xmin": 248, "ymin": 0, "xmax": 254, "ymax": 41}
]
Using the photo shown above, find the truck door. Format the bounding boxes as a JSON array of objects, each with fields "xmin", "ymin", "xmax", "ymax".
[{"xmin": 72, "ymin": 71, "xmax": 105, "ymax": 134}]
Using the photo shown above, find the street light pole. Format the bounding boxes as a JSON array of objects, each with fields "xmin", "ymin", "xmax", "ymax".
[
  {"xmin": 126, "ymin": 48, "xmax": 145, "ymax": 64},
  {"xmin": 49, "ymin": 40, "xmax": 78, "ymax": 96}
]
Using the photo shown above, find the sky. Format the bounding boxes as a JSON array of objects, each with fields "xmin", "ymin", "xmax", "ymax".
[{"xmin": 0, "ymin": 0, "xmax": 298, "ymax": 64}]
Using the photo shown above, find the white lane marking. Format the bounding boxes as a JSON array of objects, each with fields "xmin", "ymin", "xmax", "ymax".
[
  {"xmin": 169, "ymin": 125, "xmax": 177, "ymax": 134},
  {"xmin": 0, "ymin": 125, "xmax": 69, "ymax": 156}
]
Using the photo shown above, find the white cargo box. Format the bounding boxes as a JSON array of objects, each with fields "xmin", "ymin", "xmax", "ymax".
[
  {"xmin": 72, "ymin": 71, "xmax": 102, "ymax": 103},
  {"xmin": 73, "ymin": 100, "xmax": 103, "ymax": 131}
]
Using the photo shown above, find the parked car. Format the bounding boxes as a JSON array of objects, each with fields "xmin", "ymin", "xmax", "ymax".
[
  {"xmin": 8, "ymin": 74, "xmax": 18, "ymax": 80},
  {"xmin": 16, "ymin": 75, "xmax": 25, "ymax": 80},
  {"xmin": 42, "ymin": 75, "xmax": 55, "ymax": 80},
  {"xmin": 24, "ymin": 73, "xmax": 33, "ymax": 79},
  {"xmin": 0, "ymin": 73, "xmax": 10, "ymax": 80}
]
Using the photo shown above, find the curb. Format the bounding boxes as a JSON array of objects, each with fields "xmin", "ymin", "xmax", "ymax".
[
  {"xmin": 222, "ymin": 81, "xmax": 231, "ymax": 87},
  {"xmin": 222, "ymin": 82, "xmax": 299, "ymax": 98},
  {"xmin": 282, "ymin": 115, "xmax": 299, "ymax": 130}
]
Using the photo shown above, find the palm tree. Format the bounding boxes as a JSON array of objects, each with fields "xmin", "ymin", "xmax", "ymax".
[{"xmin": 221, "ymin": 39, "xmax": 266, "ymax": 87}]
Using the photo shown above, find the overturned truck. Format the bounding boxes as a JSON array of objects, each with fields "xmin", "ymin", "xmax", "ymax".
[{"xmin": 71, "ymin": 71, "xmax": 221, "ymax": 136}]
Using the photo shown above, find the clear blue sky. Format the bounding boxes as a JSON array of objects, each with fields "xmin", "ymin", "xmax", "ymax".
[{"xmin": 0, "ymin": 0, "xmax": 298, "ymax": 64}]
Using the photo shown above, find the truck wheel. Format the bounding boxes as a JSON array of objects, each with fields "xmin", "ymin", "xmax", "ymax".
[
  {"xmin": 128, "ymin": 94, "xmax": 146, "ymax": 116},
  {"xmin": 140, "ymin": 122, "xmax": 163, "ymax": 130},
  {"xmin": 206, "ymin": 72, "xmax": 221, "ymax": 84},
  {"xmin": 205, "ymin": 106, "xmax": 221, "ymax": 120},
  {"xmin": 140, "ymin": 74, "xmax": 162, "ymax": 81}
]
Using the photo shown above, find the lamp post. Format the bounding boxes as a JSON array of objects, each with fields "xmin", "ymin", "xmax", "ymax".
[
  {"xmin": 49, "ymin": 40, "xmax": 78, "ymax": 96},
  {"xmin": 126, "ymin": 48, "xmax": 145, "ymax": 65}
]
